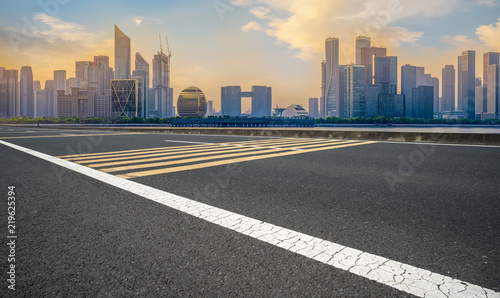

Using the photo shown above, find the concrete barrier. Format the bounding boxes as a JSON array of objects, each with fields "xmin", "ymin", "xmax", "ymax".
[{"xmin": 22, "ymin": 126, "xmax": 500, "ymax": 146}]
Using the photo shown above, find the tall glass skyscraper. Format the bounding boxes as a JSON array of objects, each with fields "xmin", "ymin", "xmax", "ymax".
[
  {"xmin": 325, "ymin": 37, "xmax": 339, "ymax": 117},
  {"xmin": 483, "ymin": 52, "xmax": 499, "ymax": 87},
  {"xmin": 401, "ymin": 64, "xmax": 417, "ymax": 118},
  {"xmin": 457, "ymin": 55, "xmax": 462, "ymax": 111},
  {"xmin": 221, "ymin": 86, "xmax": 242, "ymax": 117},
  {"xmin": 361, "ymin": 47, "xmax": 386, "ymax": 86},
  {"xmin": 153, "ymin": 51, "xmax": 171, "ymax": 118},
  {"xmin": 442, "ymin": 65, "xmax": 455, "ymax": 112},
  {"xmin": 462, "ymin": 50, "xmax": 476, "ymax": 119},
  {"xmin": 355, "ymin": 36, "xmax": 371, "ymax": 65},
  {"xmin": 114, "ymin": 25, "xmax": 131, "ymax": 80},
  {"xmin": 20, "ymin": 66, "xmax": 34, "ymax": 117},
  {"xmin": 345, "ymin": 64, "xmax": 366, "ymax": 118}
]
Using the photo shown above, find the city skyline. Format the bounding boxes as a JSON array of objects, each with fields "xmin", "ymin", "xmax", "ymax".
[{"xmin": 0, "ymin": 0, "xmax": 499, "ymax": 112}]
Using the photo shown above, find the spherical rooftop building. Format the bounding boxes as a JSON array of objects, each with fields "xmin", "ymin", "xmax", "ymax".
[{"xmin": 177, "ymin": 86, "xmax": 207, "ymax": 117}]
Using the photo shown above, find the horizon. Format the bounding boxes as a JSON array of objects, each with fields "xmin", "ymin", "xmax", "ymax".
[{"xmin": 0, "ymin": 0, "xmax": 499, "ymax": 112}]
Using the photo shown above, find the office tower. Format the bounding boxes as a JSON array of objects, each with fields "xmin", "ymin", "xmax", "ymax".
[
  {"xmin": 129, "ymin": 74, "xmax": 146, "ymax": 118},
  {"xmin": 88, "ymin": 55, "xmax": 112, "ymax": 96},
  {"xmin": 416, "ymin": 67, "xmax": 425, "ymax": 86},
  {"xmin": 134, "ymin": 53, "xmax": 150, "ymax": 117},
  {"xmin": 251, "ymin": 86, "xmax": 272, "ymax": 117},
  {"xmin": 95, "ymin": 89, "xmax": 111, "ymax": 118},
  {"xmin": 20, "ymin": 66, "xmax": 34, "ymax": 117},
  {"xmin": 361, "ymin": 46, "xmax": 387, "ymax": 86},
  {"xmin": 462, "ymin": 50, "xmax": 476, "ymax": 119},
  {"xmin": 487, "ymin": 64, "xmax": 500, "ymax": 118},
  {"xmin": 338, "ymin": 65, "xmax": 347, "ymax": 118},
  {"xmin": 355, "ymin": 36, "xmax": 371, "ymax": 65},
  {"xmin": 345, "ymin": 64, "xmax": 365, "ymax": 118},
  {"xmin": 320, "ymin": 61, "xmax": 326, "ymax": 118},
  {"xmin": 412, "ymin": 86, "xmax": 434, "ymax": 119},
  {"xmin": 221, "ymin": 86, "xmax": 242, "ymax": 116},
  {"xmin": 0, "ymin": 81, "xmax": 6, "ymax": 118},
  {"xmin": 34, "ymin": 88, "xmax": 46, "ymax": 117},
  {"xmin": 308, "ymin": 97, "xmax": 319, "ymax": 118},
  {"xmin": 457, "ymin": 55, "xmax": 462, "ymax": 111},
  {"xmin": 374, "ymin": 56, "xmax": 397, "ymax": 87},
  {"xmin": 475, "ymin": 77, "xmax": 482, "ymax": 87},
  {"xmin": 401, "ymin": 64, "xmax": 417, "ymax": 118},
  {"xmin": 483, "ymin": 52, "xmax": 499, "ymax": 86},
  {"xmin": 114, "ymin": 25, "xmax": 131, "ymax": 79},
  {"xmin": 57, "ymin": 88, "xmax": 96, "ymax": 118},
  {"xmin": 4, "ymin": 69, "xmax": 19, "ymax": 117},
  {"xmin": 431, "ymin": 77, "xmax": 439, "ymax": 113},
  {"xmin": 44, "ymin": 80, "xmax": 57, "ymax": 117},
  {"xmin": 33, "ymin": 80, "xmax": 41, "ymax": 91},
  {"xmin": 152, "ymin": 51, "xmax": 171, "ymax": 118},
  {"xmin": 442, "ymin": 65, "xmax": 455, "ymax": 112},
  {"xmin": 135, "ymin": 52, "xmax": 150, "ymax": 88},
  {"xmin": 207, "ymin": 100, "xmax": 214, "ymax": 116},
  {"xmin": 325, "ymin": 37, "xmax": 339, "ymax": 117},
  {"xmin": 365, "ymin": 84, "xmax": 380, "ymax": 118},
  {"xmin": 110, "ymin": 79, "xmax": 138, "ymax": 118},
  {"xmin": 66, "ymin": 78, "xmax": 78, "ymax": 95},
  {"xmin": 75, "ymin": 61, "xmax": 91, "ymax": 88},
  {"xmin": 54, "ymin": 70, "xmax": 66, "ymax": 93},
  {"xmin": 475, "ymin": 86, "xmax": 487, "ymax": 117}
]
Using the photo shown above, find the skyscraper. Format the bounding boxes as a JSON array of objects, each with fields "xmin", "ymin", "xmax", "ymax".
[
  {"xmin": 431, "ymin": 77, "xmax": 439, "ymax": 113},
  {"xmin": 412, "ymin": 86, "xmax": 434, "ymax": 119},
  {"xmin": 325, "ymin": 38, "xmax": 339, "ymax": 117},
  {"xmin": 4, "ymin": 69, "xmax": 19, "ymax": 117},
  {"xmin": 88, "ymin": 55, "xmax": 112, "ymax": 95},
  {"xmin": 0, "ymin": 68, "xmax": 7, "ymax": 118},
  {"xmin": 221, "ymin": 86, "xmax": 242, "ymax": 116},
  {"xmin": 457, "ymin": 55, "xmax": 462, "ymax": 111},
  {"xmin": 345, "ymin": 64, "xmax": 365, "ymax": 118},
  {"xmin": 75, "ymin": 61, "xmax": 90, "ymax": 88},
  {"xmin": 114, "ymin": 25, "xmax": 131, "ymax": 80},
  {"xmin": 152, "ymin": 51, "xmax": 171, "ymax": 118},
  {"xmin": 20, "ymin": 66, "xmax": 34, "ymax": 117},
  {"xmin": 475, "ymin": 86, "xmax": 487, "ymax": 117},
  {"xmin": 111, "ymin": 79, "xmax": 138, "ymax": 118},
  {"xmin": 442, "ymin": 65, "xmax": 455, "ymax": 112},
  {"xmin": 374, "ymin": 56, "xmax": 397, "ymax": 87},
  {"xmin": 487, "ymin": 64, "xmax": 500, "ymax": 118},
  {"xmin": 135, "ymin": 52, "xmax": 150, "ymax": 89},
  {"xmin": 361, "ymin": 47, "xmax": 387, "ymax": 86},
  {"xmin": 44, "ymin": 80, "xmax": 57, "ymax": 117},
  {"xmin": 338, "ymin": 65, "xmax": 347, "ymax": 118},
  {"xmin": 462, "ymin": 50, "xmax": 476, "ymax": 119},
  {"xmin": 251, "ymin": 86, "xmax": 272, "ymax": 117},
  {"xmin": 320, "ymin": 61, "xmax": 326, "ymax": 118},
  {"xmin": 401, "ymin": 64, "xmax": 417, "ymax": 118},
  {"xmin": 416, "ymin": 67, "xmax": 426, "ymax": 86},
  {"xmin": 355, "ymin": 36, "xmax": 371, "ymax": 65},
  {"xmin": 483, "ymin": 52, "xmax": 499, "ymax": 86},
  {"xmin": 54, "ymin": 70, "xmax": 67, "ymax": 93},
  {"xmin": 134, "ymin": 52, "xmax": 150, "ymax": 117},
  {"xmin": 308, "ymin": 97, "xmax": 319, "ymax": 118}
]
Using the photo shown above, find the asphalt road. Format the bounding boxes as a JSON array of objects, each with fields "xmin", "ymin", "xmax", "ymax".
[{"xmin": 0, "ymin": 125, "xmax": 498, "ymax": 297}]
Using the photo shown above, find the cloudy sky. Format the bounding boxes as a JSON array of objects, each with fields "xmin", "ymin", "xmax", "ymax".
[{"xmin": 0, "ymin": 0, "xmax": 499, "ymax": 112}]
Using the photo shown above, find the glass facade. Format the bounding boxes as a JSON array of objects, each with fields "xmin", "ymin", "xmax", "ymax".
[
  {"xmin": 111, "ymin": 79, "xmax": 138, "ymax": 118},
  {"xmin": 177, "ymin": 86, "xmax": 207, "ymax": 117}
]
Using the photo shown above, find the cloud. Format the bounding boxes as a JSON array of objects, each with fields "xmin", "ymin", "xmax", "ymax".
[
  {"xmin": 133, "ymin": 16, "xmax": 143, "ymax": 26},
  {"xmin": 442, "ymin": 34, "xmax": 476, "ymax": 48},
  {"xmin": 476, "ymin": 18, "xmax": 500, "ymax": 49},
  {"xmin": 242, "ymin": 21, "xmax": 265, "ymax": 32},
  {"xmin": 475, "ymin": 0, "xmax": 496, "ymax": 6},
  {"xmin": 236, "ymin": 0, "xmax": 458, "ymax": 61}
]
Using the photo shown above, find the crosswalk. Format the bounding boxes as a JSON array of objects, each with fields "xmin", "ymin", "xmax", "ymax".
[{"xmin": 58, "ymin": 138, "xmax": 376, "ymax": 179}]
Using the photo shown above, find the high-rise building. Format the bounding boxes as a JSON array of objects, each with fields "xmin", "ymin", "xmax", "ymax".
[
  {"xmin": 338, "ymin": 65, "xmax": 347, "ymax": 118},
  {"xmin": 442, "ymin": 65, "xmax": 455, "ymax": 112},
  {"xmin": 114, "ymin": 25, "xmax": 131, "ymax": 80},
  {"xmin": 416, "ymin": 67, "xmax": 425, "ymax": 86},
  {"xmin": 129, "ymin": 74, "xmax": 146, "ymax": 118},
  {"xmin": 57, "ymin": 88, "xmax": 96, "ymax": 118},
  {"xmin": 111, "ymin": 79, "xmax": 138, "ymax": 118},
  {"xmin": 345, "ymin": 64, "xmax": 365, "ymax": 118},
  {"xmin": 457, "ymin": 55, "xmax": 462, "ymax": 111},
  {"xmin": 221, "ymin": 86, "xmax": 242, "ymax": 116},
  {"xmin": 20, "ymin": 66, "xmax": 34, "ymax": 117},
  {"xmin": 483, "ymin": 52, "xmax": 499, "ymax": 86},
  {"xmin": 374, "ymin": 56, "xmax": 397, "ymax": 88},
  {"xmin": 401, "ymin": 64, "xmax": 417, "ymax": 118},
  {"xmin": 365, "ymin": 84, "xmax": 380, "ymax": 118},
  {"xmin": 44, "ymin": 80, "xmax": 57, "ymax": 117},
  {"xmin": 251, "ymin": 86, "xmax": 272, "ymax": 117},
  {"xmin": 487, "ymin": 64, "xmax": 500, "ymax": 118},
  {"xmin": 361, "ymin": 46, "xmax": 387, "ymax": 86},
  {"xmin": 320, "ymin": 61, "xmax": 326, "ymax": 118},
  {"xmin": 0, "ymin": 78, "xmax": 7, "ymax": 118},
  {"xmin": 152, "ymin": 51, "xmax": 171, "ymax": 118},
  {"xmin": 207, "ymin": 100, "xmax": 215, "ymax": 116},
  {"xmin": 54, "ymin": 70, "xmax": 67, "ymax": 93},
  {"xmin": 135, "ymin": 52, "xmax": 150, "ymax": 88},
  {"xmin": 66, "ymin": 77, "xmax": 78, "ymax": 95},
  {"xmin": 475, "ymin": 86, "xmax": 488, "ymax": 117},
  {"xmin": 431, "ymin": 77, "xmax": 439, "ymax": 113},
  {"xmin": 4, "ymin": 69, "xmax": 19, "ymax": 117},
  {"xmin": 325, "ymin": 37, "xmax": 339, "ymax": 117},
  {"xmin": 462, "ymin": 50, "xmax": 476, "ymax": 119},
  {"xmin": 308, "ymin": 97, "xmax": 319, "ymax": 118},
  {"xmin": 412, "ymin": 86, "xmax": 434, "ymax": 119},
  {"xmin": 88, "ymin": 55, "xmax": 112, "ymax": 96},
  {"xmin": 355, "ymin": 36, "xmax": 371, "ymax": 65},
  {"xmin": 75, "ymin": 61, "xmax": 90, "ymax": 88}
]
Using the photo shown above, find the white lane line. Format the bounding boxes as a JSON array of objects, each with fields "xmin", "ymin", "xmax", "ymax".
[
  {"xmin": 0, "ymin": 139, "xmax": 498, "ymax": 298},
  {"xmin": 165, "ymin": 140, "xmax": 216, "ymax": 145},
  {"xmin": 371, "ymin": 140, "xmax": 500, "ymax": 148}
]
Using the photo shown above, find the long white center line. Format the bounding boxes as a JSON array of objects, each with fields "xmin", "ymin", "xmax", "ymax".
[{"xmin": 0, "ymin": 139, "xmax": 498, "ymax": 298}]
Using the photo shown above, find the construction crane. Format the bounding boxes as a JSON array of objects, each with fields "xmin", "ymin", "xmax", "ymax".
[
  {"xmin": 159, "ymin": 34, "xmax": 163, "ymax": 54},
  {"xmin": 165, "ymin": 36, "xmax": 172, "ymax": 58}
]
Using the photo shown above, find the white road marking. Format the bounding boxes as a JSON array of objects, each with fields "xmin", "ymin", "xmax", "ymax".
[
  {"xmin": 372, "ymin": 140, "xmax": 500, "ymax": 148},
  {"xmin": 0, "ymin": 139, "xmax": 498, "ymax": 298},
  {"xmin": 165, "ymin": 140, "xmax": 216, "ymax": 145}
]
